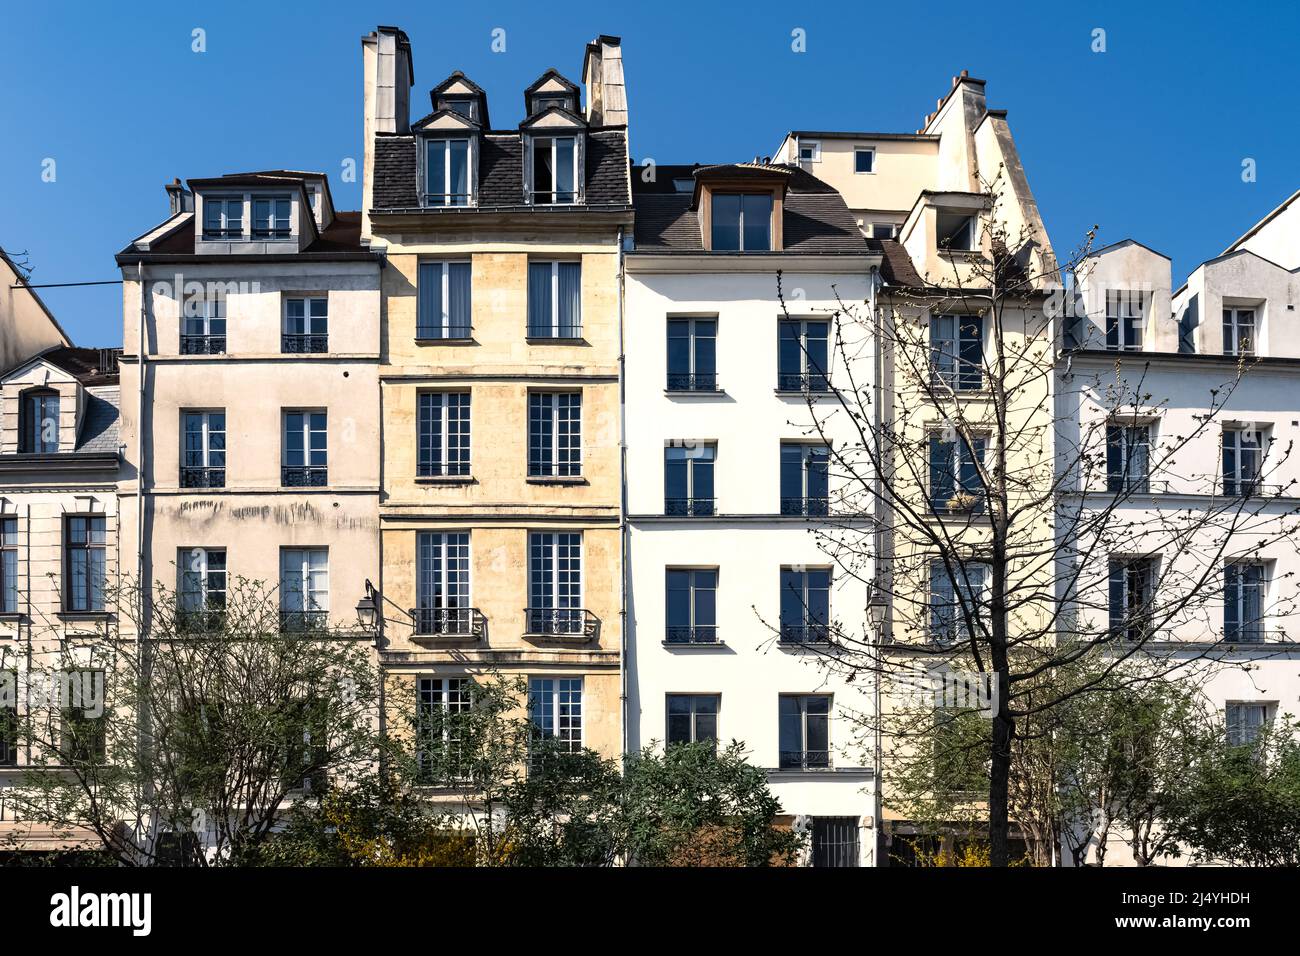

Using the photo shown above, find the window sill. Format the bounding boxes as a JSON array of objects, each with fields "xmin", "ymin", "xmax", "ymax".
[
  {"xmin": 57, "ymin": 611, "xmax": 113, "ymax": 622},
  {"xmin": 0, "ymin": 613, "xmax": 23, "ymax": 624},
  {"xmin": 414, "ymin": 336, "xmax": 475, "ymax": 346},
  {"xmin": 415, "ymin": 475, "xmax": 475, "ymax": 485},
  {"xmin": 665, "ymin": 388, "xmax": 727, "ymax": 398},
  {"xmin": 662, "ymin": 639, "xmax": 726, "ymax": 649},
  {"xmin": 526, "ymin": 476, "xmax": 587, "ymax": 486},
  {"xmin": 774, "ymin": 389, "xmax": 834, "ymax": 398},
  {"xmin": 525, "ymin": 336, "xmax": 587, "ymax": 345},
  {"xmin": 522, "ymin": 631, "xmax": 593, "ymax": 644}
]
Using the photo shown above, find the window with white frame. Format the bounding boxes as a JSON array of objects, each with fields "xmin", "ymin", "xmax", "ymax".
[
  {"xmin": 929, "ymin": 432, "xmax": 986, "ymax": 513},
  {"xmin": 854, "ymin": 148, "xmax": 875, "ymax": 174},
  {"xmin": 1108, "ymin": 556, "xmax": 1156, "ymax": 641},
  {"xmin": 666, "ymin": 694, "xmax": 719, "ymax": 746},
  {"xmin": 417, "ymin": 392, "xmax": 471, "ymax": 478},
  {"xmin": 871, "ymin": 222, "xmax": 895, "ymax": 239},
  {"xmin": 250, "ymin": 195, "xmax": 291, "ymax": 239},
  {"xmin": 1223, "ymin": 307, "xmax": 1257, "ymax": 357},
  {"xmin": 1106, "ymin": 424, "xmax": 1151, "ymax": 494},
  {"xmin": 280, "ymin": 548, "xmax": 327, "ymax": 631},
  {"xmin": 930, "ymin": 314, "xmax": 984, "ymax": 390},
  {"xmin": 416, "ymin": 532, "xmax": 471, "ymax": 636},
  {"xmin": 665, "ymin": 568, "xmax": 718, "ymax": 645},
  {"xmin": 777, "ymin": 319, "xmax": 830, "ymax": 391},
  {"xmin": 526, "ymin": 532, "xmax": 583, "ymax": 635},
  {"xmin": 417, "ymin": 261, "xmax": 472, "ymax": 339},
  {"xmin": 779, "ymin": 695, "xmax": 831, "ymax": 769},
  {"xmin": 1224, "ymin": 562, "xmax": 1266, "ymax": 642},
  {"xmin": 20, "ymin": 389, "xmax": 59, "ymax": 453},
  {"xmin": 780, "ymin": 442, "xmax": 830, "ymax": 516},
  {"xmin": 929, "ymin": 560, "xmax": 988, "ymax": 644},
  {"xmin": 663, "ymin": 443, "xmax": 716, "ymax": 516},
  {"xmin": 425, "ymin": 138, "xmax": 472, "ymax": 206},
  {"xmin": 182, "ymin": 411, "xmax": 226, "ymax": 488},
  {"xmin": 529, "ymin": 677, "xmax": 583, "ymax": 756},
  {"xmin": 1222, "ymin": 427, "xmax": 1265, "ymax": 496},
  {"xmin": 798, "ymin": 140, "xmax": 820, "ymax": 164},
  {"xmin": 283, "ymin": 297, "xmax": 328, "ymax": 353},
  {"xmin": 528, "ymin": 392, "xmax": 581, "ymax": 477},
  {"xmin": 178, "ymin": 547, "xmax": 227, "ymax": 628},
  {"xmin": 529, "ymin": 136, "xmax": 578, "ymax": 204},
  {"xmin": 779, "ymin": 567, "xmax": 831, "ymax": 644},
  {"xmin": 666, "ymin": 317, "xmax": 717, "ymax": 391},
  {"xmin": 1106, "ymin": 290, "xmax": 1144, "ymax": 351},
  {"xmin": 64, "ymin": 515, "xmax": 106, "ymax": 613},
  {"xmin": 0, "ymin": 516, "xmax": 16, "ymax": 615},
  {"xmin": 181, "ymin": 292, "xmax": 227, "ymax": 354},
  {"xmin": 417, "ymin": 676, "xmax": 472, "ymax": 780},
  {"xmin": 527, "ymin": 261, "xmax": 582, "ymax": 337},
  {"xmin": 1226, "ymin": 702, "xmax": 1271, "ymax": 747},
  {"xmin": 282, "ymin": 411, "xmax": 327, "ymax": 487},
  {"xmin": 202, "ymin": 197, "xmax": 244, "ymax": 239}
]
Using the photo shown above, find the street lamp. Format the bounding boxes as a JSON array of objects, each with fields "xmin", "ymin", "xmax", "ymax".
[
  {"xmin": 355, "ymin": 580, "xmax": 379, "ymax": 631},
  {"xmin": 866, "ymin": 586, "xmax": 887, "ymax": 631}
]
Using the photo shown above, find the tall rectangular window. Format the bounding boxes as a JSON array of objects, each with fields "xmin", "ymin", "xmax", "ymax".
[
  {"xmin": 1106, "ymin": 291, "xmax": 1144, "ymax": 351},
  {"xmin": 1226, "ymin": 702, "xmax": 1270, "ymax": 747},
  {"xmin": 1224, "ymin": 563, "xmax": 1265, "ymax": 643},
  {"xmin": 929, "ymin": 560, "xmax": 987, "ymax": 644},
  {"xmin": 178, "ymin": 547, "xmax": 227, "ymax": 630},
  {"xmin": 282, "ymin": 411, "xmax": 327, "ymax": 487},
  {"xmin": 61, "ymin": 671, "xmax": 107, "ymax": 764},
  {"xmin": 780, "ymin": 443, "xmax": 830, "ymax": 516},
  {"xmin": 1106, "ymin": 424, "xmax": 1150, "ymax": 493},
  {"xmin": 21, "ymin": 390, "xmax": 59, "ymax": 453},
  {"xmin": 930, "ymin": 314, "xmax": 984, "ymax": 390},
  {"xmin": 529, "ymin": 677, "xmax": 583, "ymax": 754},
  {"xmin": 182, "ymin": 411, "xmax": 226, "ymax": 488},
  {"xmin": 417, "ymin": 677, "xmax": 472, "ymax": 781},
  {"xmin": 280, "ymin": 548, "xmax": 328, "ymax": 631},
  {"xmin": 526, "ymin": 532, "xmax": 583, "ymax": 636},
  {"xmin": 527, "ymin": 261, "xmax": 582, "ymax": 338},
  {"xmin": 1222, "ymin": 428, "xmax": 1264, "ymax": 496},
  {"xmin": 528, "ymin": 392, "xmax": 581, "ymax": 477},
  {"xmin": 426, "ymin": 139, "xmax": 471, "ymax": 206},
  {"xmin": 929, "ymin": 433, "xmax": 986, "ymax": 513},
  {"xmin": 1222, "ymin": 308, "xmax": 1256, "ymax": 357},
  {"xmin": 1109, "ymin": 557, "xmax": 1155, "ymax": 641},
  {"xmin": 664, "ymin": 443, "xmax": 715, "ymax": 516},
  {"xmin": 417, "ymin": 261, "xmax": 472, "ymax": 339},
  {"xmin": 779, "ymin": 567, "xmax": 831, "ymax": 644},
  {"xmin": 779, "ymin": 695, "xmax": 831, "ymax": 769},
  {"xmin": 777, "ymin": 319, "xmax": 829, "ymax": 392},
  {"xmin": 710, "ymin": 193, "xmax": 772, "ymax": 251},
  {"xmin": 666, "ymin": 694, "xmax": 719, "ymax": 746},
  {"xmin": 0, "ymin": 516, "xmax": 16, "ymax": 614},
  {"xmin": 530, "ymin": 137, "xmax": 577, "ymax": 204},
  {"xmin": 181, "ymin": 293, "xmax": 227, "ymax": 354},
  {"xmin": 65, "ymin": 516, "xmax": 106, "ymax": 613},
  {"xmin": 665, "ymin": 568, "xmax": 717, "ymax": 644},
  {"xmin": 417, "ymin": 392, "xmax": 471, "ymax": 478},
  {"xmin": 283, "ymin": 297, "xmax": 328, "ymax": 353},
  {"xmin": 0, "ymin": 669, "xmax": 15, "ymax": 766},
  {"xmin": 416, "ymin": 532, "xmax": 471, "ymax": 636},
  {"xmin": 666, "ymin": 318, "xmax": 717, "ymax": 391},
  {"xmin": 251, "ymin": 195, "xmax": 291, "ymax": 239},
  {"xmin": 202, "ymin": 197, "xmax": 243, "ymax": 239}
]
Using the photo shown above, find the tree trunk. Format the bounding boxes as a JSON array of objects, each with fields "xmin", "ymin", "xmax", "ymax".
[{"xmin": 989, "ymin": 667, "xmax": 1013, "ymax": 866}]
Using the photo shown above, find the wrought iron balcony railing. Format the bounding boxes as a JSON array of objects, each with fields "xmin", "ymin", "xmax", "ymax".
[
  {"xmin": 410, "ymin": 606, "xmax": 486, "ymax": 639},
  {"xmin": 664, "ymin": 625, "xmax": 719, "ymax": 645},
  {"xmin": 524, "ymin": 607, "xmax": 599, "ymax": 641},
  {"xmin": 180, "ymin": 466, "xmax": 225, "ymax": 489},
  {"xmin": 664, "ymin": 497, "xmax": 715, "ymax": 517},
  {"xmin": 779, "ymin": 624, "xmax": 832, "ymax": 645},
  {"xmin": 777, "ymin": 372, "xmax": 831, "ymax": 393},
  {"xmin": 666, "ymin": 372, "xmax": 719, "ymax": 392},
  {"xmin": 779, "ymin": 750, "xmax": 831, "ymax": 770},
  {"xmin": 180, "ymin": 334, "xmax": 226, "ymax": 355},
  {"xmin": 281, "ymin": 333, "xmax": 329, "ymax": 354},
  {"xmin": 279, "ymin": 609, "xmax": 328, "ymax": 633},
  {"xmin": 282, "ymin": 466, "xmax": 327, "ymax": 488},
  {"xmin": 780, "ymin": 496, "xmax": 830, "ymax": 517}
]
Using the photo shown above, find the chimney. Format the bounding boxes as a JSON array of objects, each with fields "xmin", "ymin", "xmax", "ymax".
[
  {"xmin": 362, "ymin": 25, "xmax": 414, "ymax": 238},
  {"xmin": 164, "ymin": 178, "xmax": 192, "ymax": 216},
  {"xmin": 583, "ymin": 35, "xmax": 627, "ymax": 127}
]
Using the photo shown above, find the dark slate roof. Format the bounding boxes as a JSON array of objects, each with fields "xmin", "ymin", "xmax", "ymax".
[
  {"xmin": 630, "ymin": 163, "xmax": 867, "ymax": 255},
  {"xmin": 76, "ymin": 386, "xmax": 120, "ymax": 453},
  {"xmin": 371, "ymin": 128, "xmax": 629, "ymax": 211},
  {"xmin": 867, "ymin": 237, "xmax": 926, "ymax": 289},
  {"xmin": 117, "ymin": 211, "xmax": 368, "ymax": 259},
  {"xmin": 41, "ymin": 346, "xmax": 120, "ymax": 386}
]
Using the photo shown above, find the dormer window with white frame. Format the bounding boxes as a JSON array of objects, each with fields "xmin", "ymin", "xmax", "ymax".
[
  {"xmin": 445, "ymin": 98, "xmax": 479, "ymax": 121},
  {"xmin": 1106, "ymin": 290, "xmax": 1145, "ymax": 351},
  {"xmin": 425, "ymin": 138, "xmax": 472, "ymax": 207},
  {"xmin": 855, "ymin": 148, "xmax": 876, "ymax": 174},
  {"xmin": 251, "ymin": 195, "xmax": 291, "ymax": 239},
  {"xmin": 798, "ymin": 140, "xmax": 821, "ymax": 165},
  {"xmin": 530, "ymin": 136, "xmax": 579, "ymax": 205},
  {"xmin": 202, "ymin": 197, "xmax": 244, "ymax": 239}
]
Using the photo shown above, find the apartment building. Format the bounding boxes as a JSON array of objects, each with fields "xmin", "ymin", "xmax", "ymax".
[
  {"xmin": 359, "ymin": 28, "xmax": 631, "ymax": 764},
  {"xmin": 115, "ymin": 171, "xmax": 383, "ymax": 638},
  {"xmin": 1063, "ymin": 190, "xmax": 1300, "ymax": 865}
]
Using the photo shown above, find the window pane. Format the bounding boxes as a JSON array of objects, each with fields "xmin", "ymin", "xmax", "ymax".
[
  {"xmin": 741, "ymin": 194, "xmax": 772, "ymax": 251},
  {"xmin": 448, "ymin": 262, "xmax": 472, "ymax": 337},
  {"xmin": 528, "ymin": 263, "xmax": 552, "ymax": 336},
  {"xmin": 555, "ymin": 138, "xmax": 576, "ymax": 202},
  {"xmin": 417, "ymin": 262, "xmax": 443, "ymax": 337},
  {"xmin": 557, "ymin": 262, "xmax": 581, "ymax": 336},
  {"xmin": 667, "ymin": 320, "xmax": 691, "ymax": 378},
  {"xmin": 448, "ymin": 140, "xmax": 468, "ymax": 205},
  {"xmin": 428, "ymin": 140, "xmax": 447, "ymax": 202},
  {"xmin": 711, "ymin": 194, "xmax": 741, "ymax": 251}
]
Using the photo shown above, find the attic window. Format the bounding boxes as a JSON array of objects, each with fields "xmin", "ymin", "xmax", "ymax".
[
  {"xmin": 531, "ymin": 136, "xmax": 578, "ymax": 205},
  {"xmin": 711, "ymin": 193, "xmax": 772, "ymax": 252},
  {"xmin": 446, "ymin": 98, "xmax": 477, "ymax": 120},
  {"xmin": 672, "ymin": 178, "xmax": 694, "ymax": 193},
  {"xmin": 202, "ymin": 197, "xmax": 244, "ymax": 239},
  {"xmin": 20, "ymin": 389, "xmax": 60, "ymax": 454},
  {"xmin": 251, "ymin": 195, "xmax": 292, "ymax": 239},
  {"xmin": 533, "ymin": 95, "xmax": 573, "ymax": 114},
  {"xmin": 936, "ymin": 211, "xmax": 977, "ymax": 252},
  {"xmin": 798, "ymin": 141, "xmax": 821, "ymax": 164},
  {"xmin": 854, "ymin": 149, "xmax": 875, "ymax": 174},
  {"xmin": 426, "ymin": 138, "xmax": 472, "ymax": 207}
]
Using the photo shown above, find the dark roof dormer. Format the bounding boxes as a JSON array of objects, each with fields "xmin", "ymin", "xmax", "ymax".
[
  {"xmin": 520, "ymin": 104, "xmax": 588, "ymax": 206},
  {"xmin": 426, "ymin": 71, "xmax": 489, "ymax": 128},
  {"xmin": 524, "ymin": 69, "xmax": 580, "ymax": 118}
]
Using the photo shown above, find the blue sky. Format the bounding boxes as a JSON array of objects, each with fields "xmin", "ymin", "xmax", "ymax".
[{"xmin": 2, "ymin": 0, "xmax": 1296, "ymax": 345}]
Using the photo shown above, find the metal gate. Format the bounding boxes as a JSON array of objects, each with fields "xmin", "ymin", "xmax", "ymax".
[{"xmin": 811, "ymin": 816, "xmax": 860, "ymax": 867}]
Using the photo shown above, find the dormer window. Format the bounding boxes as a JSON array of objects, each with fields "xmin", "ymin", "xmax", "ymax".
[
  {"xmin": 202, "ymin": 198, "xmax": 244, "ymax": 239},
  {"xmin": 20, "ymin": 389, "xmax": 60, "ymax": 453},
  {"xmin": 251, "ymin": 195, "xmax": 291, "ymax": 239},
  {"xmin": 445, "ymin": 98, "xmax": 478, "ymax": 121},
  {"xmin": 711, "ymin": 193, "xmax": 772, "ymax": 252},
  {"xmin": 426, "ymin": 138, "xmax": 471, "ymax": 207},
  {"xmin": 937, "ymin": 211, "xmax": 977, "ymax": 252},
  {"xmin": 533, "ymin": 95, "xmax": 573, "ymax": 114},
  {"xmin": 531, "ymin": 137, "xmax": 578, "ymax": 205}
]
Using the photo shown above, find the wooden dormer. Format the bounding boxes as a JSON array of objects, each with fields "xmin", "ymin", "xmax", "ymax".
[{"xmin": 690, "ymin": 164, "xmax": 791, "ymax": 252}]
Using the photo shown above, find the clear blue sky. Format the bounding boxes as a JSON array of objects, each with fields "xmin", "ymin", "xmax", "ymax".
[{"xmin": 2, "ymin": 0, "xmax": 1295, "ymax": 346}]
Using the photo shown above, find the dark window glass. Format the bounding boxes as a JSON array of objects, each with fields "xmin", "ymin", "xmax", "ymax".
[{"xmin": 666, "ymin": 694, "xmax": 719, "ymax": 745}]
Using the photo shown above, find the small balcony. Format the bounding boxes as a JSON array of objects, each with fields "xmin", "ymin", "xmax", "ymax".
[
  {"xmin": 282, "ymin": 466, "xmax": 327, "ymax": 488},
  {"xmin": 666, "ymin": 373, "xmax": 719, "ymax": 392},
  {"xmin": 280, "ymin": 609, "xmax": 328, "ymax": 633},
  {"xmin": 780, "ymin": 497, "xmax": 829, "ymax": 517},
  {"xmin": 180, "ymin": 466, "xmax": 225, "ymax": 489},
  {"xmin": 524, "ymin": 607, "xmax": 599, "ymax": 642},
  {"xmin": 180, "ymin": 334, "xmax": 226, "ymax": 355},
  {"xmin": 778, "ymin": 750, "xmax": 831, "ymax": 770},
  {"xmin": 281, "ymin": 333, "xmax": 329, "ymax": 354},
  {"xmin": 779, "ymin": 623, "xmax": 832, "ymax": 646},
  {"xmin": 410, "ymin": 606, "xmax": 486, "ymax": 640},
  {"xmin": 1219, "ymin": 479, "xmax": 1283, "ymax": 498},
  {"xmin": 664, "ymin": 497, "xmax": 715, "ymax": 517},
  {"xmin": 777, "ymin": 372, "xmax": 830, "ymax": 393},
  {"xmin": 664, "ymin": 625, "xmax": 719, "ymax": 646}
]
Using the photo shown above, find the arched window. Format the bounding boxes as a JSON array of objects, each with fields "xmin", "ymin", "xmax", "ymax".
[{"xmin": 20, "ymin": 389, "xmax": 60, "ymax": 453}]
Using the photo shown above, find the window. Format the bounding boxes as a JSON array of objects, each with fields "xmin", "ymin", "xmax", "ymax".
[
  {"xmin": 20, "ymin": 390, "xmax": 59, "ymax": 453},
  {"xmin": 666, "ymin": 694, "xmax": 719, "ymax": 746},
  {"xmin": 811, "ymin": 817, "xmax": 860, "ymax": 868},
  {"xmin": 777, "ymin": 319, "xmax": 830, "ymax": 391},
  {"xmin": 425, "ymin": 138, "xmax": 471, "ymax": 207},
  {"xmin": 929, "ymin": 433, "xmax": 986, "ymax": 513},
  {"xmin": 283, "ymin": 297, "xmax": 328, "ymax": 353},
  {"xmin": 779, "ymin": 695, "xmax": 830, "ymax": 769},
  {"xmin": 417, "ymin": 392, "xmax": 471, "ymax": 478},
  {"xmin": 529, "ymin": 677, "xmax": 583, "ymax": 754},
  {"xmin": 711, "ymin": 193, "xmax": 772, "ymax": 252},
  {"xmin": 1106, "ymin": 424, "xmax": 1150, "ymax": 494},
  {"xmin": 672, "ymin": 178, "xmax": 694, "ymax": 193},
  {"xmin": 854, "ymin": 149, "xmax": 875, "ymax": 174},
  {"xmin": 1106, "ymin": 291, "xmax": 1144, "ymax": 351},
  {"xmin": 528, "ymin": 392, "xmax": 581, "ymax": 478},
  {"xmin": 530, "ymin": 136, "xmax": 578, "ymax": 204},
  {"xmin": 445, "ymin": 98, "xmax": 477, "ymax": 120},
  {"xmin": 416, "ymin": 532, "xmax": 472, "ymax": 636},
  {"xmin": 798, "ymin": 140, "xmax": 820, "ymax": 164},
  {"xmin": 178, "ymin": 547, "xmax": 226, "ymax": 631},
  {"xmin": 417, "ymin": 677, "xmax": 472, "ymax": 780},
  {"xmin": 0, "ymin": 670, "xmax": 15, "ymax": 766},
  {"xmin": 282, "ymin": 411, "xmax": 327, "ymax": 487},
  {"xmin": 1225, "ymin": 563, "xmax": 1265, "ymax": 642},
  {"xmin": 780, "ymin": 567, "xmax": 831, "ymax": 644},
  {"xmin": 61, "ymin": 671, "xmax": 106, "ymax": 764},
  {"xmin": 181, "ymin": 293, "xmax": 227, "ymax": 354},
  {"xmin": 666, "ymin": 318, "xmax": 717, "ymax": 391},
  {"xmin": 933, "ymin": 708, "xmax": 991, "ymax": 794},
  {"xmin": 65, "ymin": 516, "xmax": 106, "ymax": 613},
  {"xmin": 0, "ymin": 516, "xmax": 15, "ymax": 614},
  {"xmin": 1109, "ymin": 557, "xmax": 1155, "ymax": 641},
  {"xmin": 251, "ymin": 195, "xmax": 291, "ymax": 239},
  {"xmin": 527, "ymin": 261, "xmax": 582, "ymax": 338},
  {"xmin": 1226, "ymin": 702, "xmax": 1270, "ymax": 747},
  {"xmin": 182, "ymin": 411, "xmax": 226, "ymax": 488},
  {"xmin": 930, "ymin": 560, "xmax": 988, "ymax": 644},
  {"xmin": 527, "ymin": 532, "xmax": 584, "ymax": 636},
  {"xmin": 417, "ymin": 261, "xmax": 472, "ymax": 339},
  {"xmin": 664, "ymin": 443, "xmax": 715, "ymax": 516},
  {"xmin": 936, "ymin": 211, "xmax": 976, "ymax": 251},
  {"xmin": 202, "ymin": 197, "xmax": 243, "ymax": 239},
  {"xmin": 930, "ymin": 314, "xmax": 983, "ymax": 390},
  {"xmin": 780, "ymin": 443, "xmax": 830, "ymax": 516},
  {"xmin": 1223, "ymin": 428, "xmax": 1264, "ymax": 496},
  {"xmin": 871, "ymin": 222, "xmax": 895, "ymax": 239},
  {"xmin": 665, "ymin": 569, "xmax": 717, "ymax": 644},
  {"xmin": 280, "ymin": 548, "xmax": 327, "ymax": 631},
  {"xmin": 1223, "ymin": 308, "xmax": 1256, "ymax": 357}
]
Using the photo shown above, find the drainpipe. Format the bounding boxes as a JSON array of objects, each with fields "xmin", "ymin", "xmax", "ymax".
[
  {"xmin": 616, "ymin": 225, "xmax": 629, "ymax": 763},
  {"xmin": 136, "ymin": 263, "xmax": 146, "ymax": 637},
  {"xmin": 868, "ymin": 265, "xmax": 884, "ymax": 865}
]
